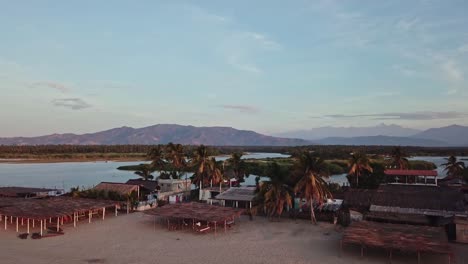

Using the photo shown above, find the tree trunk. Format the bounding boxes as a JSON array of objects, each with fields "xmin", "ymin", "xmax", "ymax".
[{"xmin": 310, "ymin": 199, "xmax": 317, "ymax": 224}]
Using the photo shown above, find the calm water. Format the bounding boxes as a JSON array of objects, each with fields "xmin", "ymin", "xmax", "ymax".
[
  {"xmin": 0, "ymin": 153, "xmax": 290, "ymax": 190},
  {"xmin": 0, "ymin": 154, "xmax": 462, "ymax": 190}
]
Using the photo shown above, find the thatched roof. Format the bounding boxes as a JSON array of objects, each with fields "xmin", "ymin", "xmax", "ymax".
[
  {"xmin": 0, "ymin": 197, "xmax": 118, "ymax": 220},
  {"xmin": 215, "ymin": 187, "xmax": 256, "ymax": 202},
  {"xmin": 343, "ymin": 221, "xmax": 451, "ymax": 255},
  {"xmin": 94, "ymin": 182, "xmax": 139, "ymax": 196},
  {"xmin": 144, "ymin": 202, "xmax": 242, "ymax": 223},
  {"xmin": 125, "ymin": 179, "xmax": 159, "ymax": 192},
  {"xmin": 365, "ymin": 211, "xmax": 431, "ymax": 225}
]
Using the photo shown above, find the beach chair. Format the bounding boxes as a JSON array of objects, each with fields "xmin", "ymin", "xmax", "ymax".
[{"xmin": 196, "ymin": 226, "xmax": 211, "ymax": 233}]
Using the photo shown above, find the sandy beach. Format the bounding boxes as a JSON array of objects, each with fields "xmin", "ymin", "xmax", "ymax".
[{"xmin": 0, "ymin": 213, "xmax": 466, "ymax": 264}]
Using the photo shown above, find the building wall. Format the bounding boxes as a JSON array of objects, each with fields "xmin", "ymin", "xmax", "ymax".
[{"xmin": 455, "ymin": 218, "xmax": 468, "ymax": 243}]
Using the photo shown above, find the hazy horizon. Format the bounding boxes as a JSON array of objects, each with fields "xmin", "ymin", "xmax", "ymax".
[{"xmin": 1, "ymin": 1, "xmax": 468, "ymax": 137}]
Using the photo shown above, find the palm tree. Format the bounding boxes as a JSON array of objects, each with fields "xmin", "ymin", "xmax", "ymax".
[
  {"xmin": 134, "ymin": 164, "xmax": 155, "ymax": 180},
  {"xmin": 225, "ymin": 152, "xmax": 248, "ymax": 185},
  {"xmin": 348, "ymin": 152, "xmax": 373, "ymax": 187},
  {"xmin": 191, "ymin": 145, "xmax": 211, "ymax": 187},
  {"xmin": 165, "ymin": 143, "xmax": 187, "ymax": 179},
  {"xmin": 442, "ymin": 156, "xmax": 465, "ymax": 179},
  {"xmin": 256, "ymin": 162, "xmax": 292, "ymax": 219},
  {"xmin": 293, "ymin": 152, "xmax": 331, "ymax": 224},
  {"xmin": 148, "ymin": 145, "xmax": 166, "ymax": 176},
  {"xmin": 390, "ymin": 146, "xmax": 409, "ymax": 169},
  {"xmin": 207, "ymin": 157, "xmax": 223, "ymax": 187}
]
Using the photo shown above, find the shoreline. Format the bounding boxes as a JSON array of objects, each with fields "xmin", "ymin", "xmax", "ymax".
[{"xmin": 0, "ymin": 157, "xmax": 146, "ymax": 164}]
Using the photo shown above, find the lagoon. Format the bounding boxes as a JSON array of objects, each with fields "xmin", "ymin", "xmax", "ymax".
[{"xmin": 0, "ymin": 153, "xmax": 290, "ymax": 190}]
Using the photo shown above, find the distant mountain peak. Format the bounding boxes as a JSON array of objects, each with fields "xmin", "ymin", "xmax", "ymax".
[{"xmin": 0, "ymin": 124, "xmax": 308, "ymax": 146}]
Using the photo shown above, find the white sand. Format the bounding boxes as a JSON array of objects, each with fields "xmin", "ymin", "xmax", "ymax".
[{"xmin": 0, "ymin": 213, "xmax": 466, "ymax": 264}]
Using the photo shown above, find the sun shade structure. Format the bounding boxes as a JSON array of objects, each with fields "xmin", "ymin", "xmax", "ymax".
[
  {"xmin": 384, "ymin": 169, "xmax": 438, "ymax": 185},
  {"xmin": 342, "ymin": 221, "xmax": 453, "ymax": 264},
  {"xmin": 144, "ymin": 203, "xmax": 243, "ymax": 234},
  {"xmin": 94, "ymin": 182, "xmax": 140, "ymax": 197},
  {"xmin": 0, "ymin": 197, "xmax": 119, "ymax": 236}
]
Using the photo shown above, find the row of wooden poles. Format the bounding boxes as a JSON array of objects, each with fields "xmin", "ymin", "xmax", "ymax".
[
  {"xmin": 0, "ymin": 206, "xmax": 118, "ymax": 236},
  {"xmin": 340, "ymin": 240, "xmax": 452, "ymax": 264}
]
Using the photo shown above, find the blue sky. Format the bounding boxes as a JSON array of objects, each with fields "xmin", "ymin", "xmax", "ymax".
[{"xmin": 1, "ymin": 0, "xmax": 468, "ymax": 137}]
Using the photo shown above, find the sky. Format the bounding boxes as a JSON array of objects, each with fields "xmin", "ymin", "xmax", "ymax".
[{"xmin": 1, "ymin": 0, "xmax": 468, "ymax": 137}]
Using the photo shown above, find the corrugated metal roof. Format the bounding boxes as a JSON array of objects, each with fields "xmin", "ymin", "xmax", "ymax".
[{"xmin": 215, "ymin": 187, "xmax": 256, "ymax": 202}]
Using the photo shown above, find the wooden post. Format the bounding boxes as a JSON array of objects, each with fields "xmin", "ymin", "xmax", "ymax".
[
  {"xmin": 49, "ymin": 217, "xmax": 52, "ymax": 223},
  {"xmin": 40, "ymin": 220, "xmax": 43, "ymax": 236},
  {"xmin": 73, "ymin": 213, "xmax": 77, "ymax": 228},
  {"xmin": 224, "ymin": 220, "xmax": 227, "ymax": 233},
  {"xmin": 61, "ymin": 217, "xmax": 64, "ymax": 225},
  {"xmin": 57, "ymin": 217, "xmax": 60, "ymax": 232},
  {"xmin": 89, "ymin": 210, "xmax": 92, "ymax": 223},
  {"xmin": 21, "ymin": 218, "xmax": 23, "ymax": 226},
  {"xmin": 115, "ymin": 206, "xmax": 118, "ymax": 216},
  {"xmin": 10, "ymin": 216, "xmax": 12, "ymax": 224},
  {"xmin": 32, "ymin": 219, "xmax": 35, "ymax": 228},
  {"xmin": 4, "ymin": 216, "xmax": 7, "ymax": 230},
  {"xmin": 44, "ymin": 219, "xmax": 47, "ymax": 230},
  {"xmin": 102, "ymin": 207, "xmax": 106, "ymax": 220},
  {"xmin": 27, "ymin": 219, "xmax": 30, "ymax": 234},
  {"xmin": 16, "ymin": 217, "xmax": 19, "ymax": 232}
]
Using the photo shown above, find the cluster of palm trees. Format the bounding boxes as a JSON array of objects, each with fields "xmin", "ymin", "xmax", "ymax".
[
  {"xmin": 255, "ymin": 151, "xmax": 331, "ymax": 224},
  {"xmin": 138, "ymin": 143, "xmax": 248, "ymax": 189}
]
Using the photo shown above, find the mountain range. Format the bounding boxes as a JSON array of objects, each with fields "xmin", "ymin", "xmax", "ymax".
[{"xmin": 0, "ymin": 124, "xmax": 467, "ymax": 146}]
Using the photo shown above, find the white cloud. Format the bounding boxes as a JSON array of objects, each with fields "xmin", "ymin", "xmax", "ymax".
[
  {"xmin": 441, "ymin": 60, "xmax": 463, "ymax": 82},
  {"xmin": 459, "ymin": 44, "xmax": 468, "ymax": 53},
  {"xmin": 396, "ymin": 18, "xmax": 419, "ymax": 31},
  {"xmin": 227, "ymin": 55, "xmax": 262, "ymax": 74}
]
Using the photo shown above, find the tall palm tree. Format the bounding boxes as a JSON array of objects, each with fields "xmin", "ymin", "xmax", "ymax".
[
  {"xmin": 348, "ymin": 152, "xmax": 373, "ymax": 187},
  {"xmin": 226, "ymin": 152, "xmax": 248, "ymax": 185},
  {"xmin": 134, "ymin": 164, "xmax": 155, "ymax": 180},
  {"xmin": 207, "ymin": 157, "xmax": 223, "ymax": 187},
  {"xmin": 191, "ymin": 145, "xmax": 211, "ymax": 187},
  {"xmin": 165, "ymin": 143, "xmax": 187, "ymax": 179},
  {"xmin": 293, "ymin": 152, "xmax": 331, "ymax": 224},
  {"xmin": 256, "ymin": 162, "xmax": 292, "ymax": 219},
  {"xmin": 148, "ymin": 145, "xmax": 166, "ymax": 176},
  {"xmin": 390, "ymin": 146, "xmax": 409, "ymax": 169},
  {"xmin": 442, "ymin": 156, "xmax": 465, "ymax": 179}
]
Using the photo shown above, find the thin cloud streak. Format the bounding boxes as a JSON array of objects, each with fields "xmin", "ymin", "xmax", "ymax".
[
  {"xmin": 30, "ymin": 81, "xmax": 71, "ymax": 93},
  {"xmin": 52, "ymin": 98, "xmax": 92, "ymax": 110},
  {"xmin": 218, "ymin": 104, "xmax": 260, "ymax": 114},
  {"xmin": 320, "ymin": 111, "xmax": 466, "ymax": 121}
]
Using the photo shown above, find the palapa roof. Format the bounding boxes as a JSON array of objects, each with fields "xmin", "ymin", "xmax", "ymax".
[
  {"xmin": 125, "ymin": 179, "xmax": 159, "ymax": 192},
  {"xmin": 144, "ymin": 202, "xmax": 243, "ymax": 223},
  {"xmin": 343, "ymin": 184, "xmax": 466, "ymax": 215},
  {"xmin": 365, "ymin": 211, "xmax": 431, "ymax": 225},
  {"xmin": 385, "ymin": 169, "xmax": 438, "ymax": 177},
  {"xmin": 0, "ymin": 197, "xmax": 118, "ymax": 220},
  {"xmin": 342, "ymin": 221, "xmax": 451, "ymax": 255},
  {"xmin": 94, "ymin": 182, "xmax": 139, "ymax": 195},
  {"xmin": 215, "ymin": 187, "xmax": 256, "ymax": 202},
  {"xmin": 0, "ymin": 187, "xmax": 60, "ymax": 197}
]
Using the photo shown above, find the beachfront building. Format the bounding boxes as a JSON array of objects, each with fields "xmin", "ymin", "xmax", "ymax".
[
  {"xmin": 0, "ymin": 187, "xmax": 65, "ymax": 198},
  {"xmin": 93, "ymin": 182, "xmax": 157, "ymax": 212},
  {"xmin": 215, "ymin": 186, "xmax": 256, "ymax": 209},
  {"xmin": 343, "ymin": 184, "xmax": 467, "ymax": 242},
  {"xmin": 157, "ymin": 178, "xmax": 191, "ymax": 204},
  {"xmin": 384, "ymin": 169, "xmax": 438, "ymax": 185}
]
